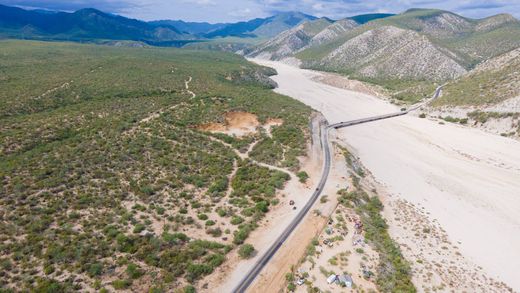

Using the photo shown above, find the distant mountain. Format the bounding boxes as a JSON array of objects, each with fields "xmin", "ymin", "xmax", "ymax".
[
  {"xmin": 149, "ymin": 20, "xmax": 227, "ymax": 35},
  {"xmin": 0, "ymin": 4, "xmax": 192, "ymax": 43},
  {"xmin": 250, "ymin": 8, "xmax": 520, "ymax": 84},
  {"xmin": 204, "ymin": 11, "xmax": 317, "ymax": 39},
  {"xmin": 247, "ymin": 18, "xmax": 355, "ymax": 60},
  {"xmin": 357, "ymin": 9, "xmax": 520, "ymax": 66}
]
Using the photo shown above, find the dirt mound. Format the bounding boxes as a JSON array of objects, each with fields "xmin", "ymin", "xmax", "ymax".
[
  {"xmin": 197, "ymin": 111, "xmax": 261, "ymax": 137},
  {"xmin": 224, "ymin": 112, "xmax": 260, "ymax": 129}
]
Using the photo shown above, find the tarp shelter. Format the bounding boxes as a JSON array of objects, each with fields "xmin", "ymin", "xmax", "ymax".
[
  {"xmin": 327, "ymin": 274, "xmax": 337, "ymax": 284},
  {"xmin": 338, "ymin": 274, "xmax": 353, "ymax": 288}
]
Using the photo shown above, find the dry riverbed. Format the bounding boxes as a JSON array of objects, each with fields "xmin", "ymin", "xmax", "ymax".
[{"xmin": 251, "ymin": 58, "xmax": 520, "ymax": 292}]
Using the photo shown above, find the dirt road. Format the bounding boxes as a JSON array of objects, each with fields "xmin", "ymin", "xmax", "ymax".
[{"xmin": 252, "ymin": 59, "xmax": 520, "ymax": 291}]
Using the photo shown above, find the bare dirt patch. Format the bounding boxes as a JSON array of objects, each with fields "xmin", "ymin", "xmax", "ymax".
[{"xmin": 197, "ymin": 111, "xmax": 261, "ymax": 137}]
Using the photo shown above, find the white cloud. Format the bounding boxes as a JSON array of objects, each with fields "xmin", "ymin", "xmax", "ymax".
[
  {"xmin": 228, "ymin": 8, "xmax": 253, "ymax": 17},
  {"xmin": 3, "ymin": 0, "xmax": 519, "ymax": 22},
  {"xmin": 181, "ymin": 0, "xmax": 217, "ymax": 6}
]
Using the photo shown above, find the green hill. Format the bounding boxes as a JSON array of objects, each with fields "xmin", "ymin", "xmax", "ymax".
[{"xmin": 434, "ymin": 47, "xmax": 520, "ymax": 106}]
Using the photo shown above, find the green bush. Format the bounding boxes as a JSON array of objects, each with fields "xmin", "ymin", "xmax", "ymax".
[
  {"xmin": 238, "ymin": 244, "xmax": 255, "ymax": 259},
  {"xmin": 88, "ymin": 263, "xmax": 103, "ymax": 277},
  {"xmin": 112, "ymin": 279, "xmax": 131, "ymax": 290},
  {"xmin": 230, "ymin": 216, "xmax": 244, "ymax": 225},
  {"xmin": 133, "ymin": 224, "xmax": 146, "ymax": 234},
  {"xmin": 297, "ymin": 171, "xmax": 309, "ymax": 183},
  {"xmin": 126, "ymin": 263, "xmax": 143, "ymax": 279}
]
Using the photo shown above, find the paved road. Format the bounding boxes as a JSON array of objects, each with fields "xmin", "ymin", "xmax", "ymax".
[
  {"xmin": 233, "ymin": 85, "xmax": 443, "ymax": 292},
  {"xmin": 330, "ymin": 85, "xmax": 444, "ymax": 129},
  {"xmin": 233, "ymin": 120, "xmax": 331, "ymax": 293}
]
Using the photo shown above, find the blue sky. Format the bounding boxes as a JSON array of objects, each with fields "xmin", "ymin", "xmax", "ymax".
[{"xmin": 2, "ymin": 0, "xmax": 520, "ymax": 22}]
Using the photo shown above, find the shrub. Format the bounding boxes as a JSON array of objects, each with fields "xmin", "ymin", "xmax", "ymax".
[
  {"xmin": 238, "ymin": 244, "xmax": 255, "ymax": 259},
  {"xmin": 43, "ymin": 264, "xmax": 55, "ymax": 275},
  {"xmin": 133, "ymin": 224, "xmax": 146, "ymax": 234},
  {"xmin": 297, "ymin": 171, "xmax": 309, "ymax": 183},
  {"xmin": 112, "ymin": 279, "xmax": 131, "ymax": 290},
  {"xmin": 186, "ymin": 263, "xmax": 213, "ymax": 281},
  {"xmin": 126, "ymin": 263, "xmax": 143, "ymax": 279},
  {"xmin": 88, "ymin": 263, "xmax": 103, "ymax": 277},
  {"xmin": 285, "ymin": 272, "xmax": 294, "ymax": 282},
  {"xmin": 230, "ymin": 216, "xmax": 244, "ymax": 225},
  {"xmin": 216, "ymin": 208, "xmax": 227, "ymax": 217},
  {"xmin": 233, "ymin": 225, "xmax": 253, "ymax": 245},
  {"xmin": 197, "ymin": 214, "xmax": 208, "ymax": 221},
  {"xmin": 206, "ymin": 227, "xmax": 222, "ymax": 237},
  {"xmin": 255, "ymin": 201, "xmax": 269, "ymax": 213}
]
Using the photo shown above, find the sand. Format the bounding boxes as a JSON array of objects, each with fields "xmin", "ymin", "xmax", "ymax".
[{"xmin": 251, "ymin": 59, "xmax": 520, "ymax": 291}]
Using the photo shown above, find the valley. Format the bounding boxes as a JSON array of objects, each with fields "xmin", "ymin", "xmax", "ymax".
[
  {"xmin": 253, "ymin": 59, "xmax": 520, "ymax": 292},
  {"xmin": 1, "ymin": 2, "xmax": 520, "ymax": 293}
]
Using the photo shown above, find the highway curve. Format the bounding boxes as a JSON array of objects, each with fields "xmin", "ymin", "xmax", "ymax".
[
  {"xmin": 233, "ymin": 119, "xmax": 331, "ymax": 293},
  {"xmin": 233, "ymin": 85, "xmax": 443, "ymax": 292}
]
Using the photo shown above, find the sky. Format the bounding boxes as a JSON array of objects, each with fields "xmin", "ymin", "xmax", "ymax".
[{"xmin": 1, "ymin": 0, "xmax": 520, "ymax": 23}]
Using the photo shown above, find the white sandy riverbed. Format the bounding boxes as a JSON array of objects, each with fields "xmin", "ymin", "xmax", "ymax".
[{"xmin": 253, "ymin": 59, "xmax": 520, "ymax": 291}]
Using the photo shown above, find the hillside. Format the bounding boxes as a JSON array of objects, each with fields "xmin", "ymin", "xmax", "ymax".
[
  {"xmin": 204, "ymin": 12, "xmax": 316, "ymax": 39},
  {"xmin": 149, "ymin": 20, "xmax": 227, "ymax": 35},
  {"xmin": 0, "ymin": 5, "xmax": 191, "ymax": 43},
  {"xmin": 296, "ymin": 9, "xmax": 520, "ymax": 69},
  {"xmin": 434, "ymin": 47, "xmax": 520, "ymax": 106},
  {"xmin": 320, "ymin": 25, "xmax": 467, "ymax": 80},
  {"xmin": 242, "ymin": 9, "xmax": 520, "ymax": 103},
  {"xmin": 308, "ymin": 18, "xmax": 359, "ymax": 47},
  {"xmin": 246, "ymin": 18, "xmax": 335, "ymax": 60},
  {"xmin": 0, "ymin": 40, "xmax": 311, "ymax": 291},
  {"xmin": 365, "ymin": 9, "xmax": 520, "ymax": 66}
]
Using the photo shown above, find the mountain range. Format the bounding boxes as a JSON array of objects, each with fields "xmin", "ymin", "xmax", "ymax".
[
  {"xmin": 1, "ymin": 4, "xmax": 518, "ymax": 105},
  {"xmin": 248, "ymin": 9, "xmax": 520, "ymax": 83},
  {"xmin": 0, "ymin": 4, "xmax": 190, "ymax": 43},
  {"xmin": 0, "ymin": 4, "xmax": 393, "ymax": 46}
]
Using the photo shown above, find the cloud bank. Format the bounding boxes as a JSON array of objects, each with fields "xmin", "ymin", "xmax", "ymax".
[{"xmin": 1, "ymin": 0, "xmax": 519, "ymax": 22}]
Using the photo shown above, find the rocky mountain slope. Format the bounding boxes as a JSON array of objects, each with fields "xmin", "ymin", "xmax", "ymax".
[
  {"xmin": 421, "ymin": 47, "xmax": 520, "ymax": 138},
  {"xmin": 246, "ymin": 18, "xmax": 335, "ymax": 60},
  {"xmin": 322, "ymin": 25, "xmax": 467, "ymax": 81},
  {"xmin": 204, "ymin": 12, "xmax": 316, "ymax": 39},
  {"xmin": 306, "ymin": 19, "xmax": 358, "ymax": 47},
  {"xmin": 249, "ymin": 9, "xmax": 520, "ymax": 86},
  {"xmin": 434, "ymin": 47, "xmax": 520, "ymax": 107}
]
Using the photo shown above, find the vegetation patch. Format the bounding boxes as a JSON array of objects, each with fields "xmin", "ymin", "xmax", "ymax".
[
  {"xmin": 337, "ymin": 183, "xmax": 415, "ymax": 292},
  {"xmin": 0, "ymin": 40, "xmax": 310, "ymax": 291}
]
